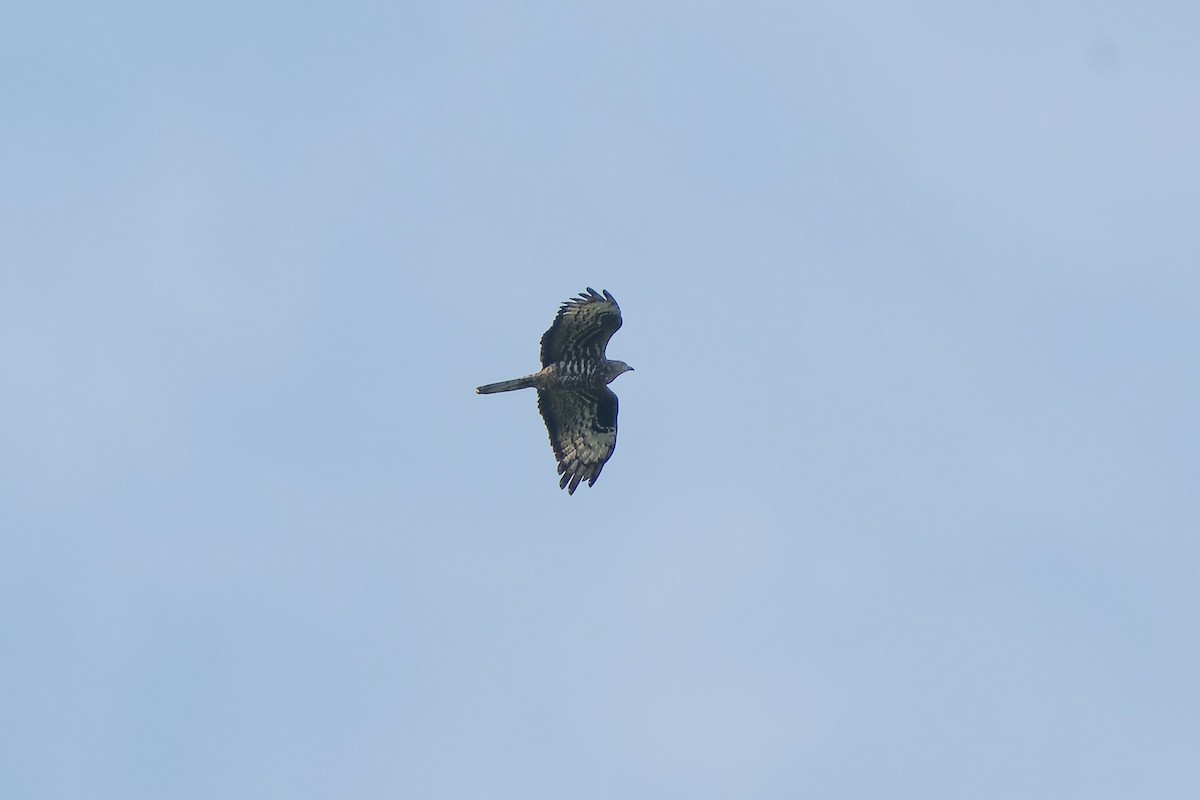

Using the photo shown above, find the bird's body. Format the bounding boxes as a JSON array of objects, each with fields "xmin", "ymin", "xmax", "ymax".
[
  {"xmin": 476, "ymin": 288, "xmax": 633, "ymax": 494},
  {"xmin": 476, "ymin": 359, "xmax": 627, "ymax": 394}
]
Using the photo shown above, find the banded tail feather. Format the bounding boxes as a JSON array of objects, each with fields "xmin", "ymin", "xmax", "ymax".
[{"xmin": 476, "ymin": 375, "xmax": 535, "ymax": 394}]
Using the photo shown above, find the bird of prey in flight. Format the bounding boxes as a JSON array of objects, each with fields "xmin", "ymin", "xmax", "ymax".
[{"xmin": 476, "ymin": 288, "xmax": 634, "ymax": 494}]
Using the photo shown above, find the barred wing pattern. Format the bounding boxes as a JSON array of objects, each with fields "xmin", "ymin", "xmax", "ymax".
[
  {"xmin": 537, "ymin": 387, "xmax": 619, "ymax": 494},
  {"xmin": 540, "ymin": 288, "xmax": 623, "ymax": 367}
]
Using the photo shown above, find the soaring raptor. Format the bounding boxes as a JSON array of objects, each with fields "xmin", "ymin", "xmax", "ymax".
[{"xmin": 476, "ymin": 288, "xmax": 633, "ymax": 494}]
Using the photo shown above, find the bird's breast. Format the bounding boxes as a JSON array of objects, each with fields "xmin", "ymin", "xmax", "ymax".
[{"xmin": 546, "ymin": 360, "xmax": 601, "ymax": 387}]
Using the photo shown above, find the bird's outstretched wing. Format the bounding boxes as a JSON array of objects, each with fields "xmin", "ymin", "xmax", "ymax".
[
  {"xmin": 540, "ymin": 288, "xmax": 622, "ymax": 367},
  {"xmin": 537, "ymin": 387, "xmax": 619, "ymax": 494}
]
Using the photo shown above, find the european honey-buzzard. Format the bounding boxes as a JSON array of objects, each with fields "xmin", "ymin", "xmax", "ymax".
[{"xmin": 476, "ymin": 288, "xmax": 633, "ymax": 494}]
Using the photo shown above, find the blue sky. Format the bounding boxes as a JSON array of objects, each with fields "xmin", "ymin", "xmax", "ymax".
[{"xmin": 2, "ymin": 2, "xmax": 1198, "ymax": 798}]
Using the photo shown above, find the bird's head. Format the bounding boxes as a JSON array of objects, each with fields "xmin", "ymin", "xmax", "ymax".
[{"xmin": 605, "ymin": 360, "xmax": 634, "ymax": 384}]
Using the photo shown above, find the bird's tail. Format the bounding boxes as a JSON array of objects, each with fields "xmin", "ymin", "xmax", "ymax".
[{"xmin": 476, "ymin": 375, "xmax": 536, "ymax": 394}]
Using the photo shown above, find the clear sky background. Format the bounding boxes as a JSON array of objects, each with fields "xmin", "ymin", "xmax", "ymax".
[{"xmin": 3, "ymin": 2, "xmax": 1198, "ymax": 798}]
